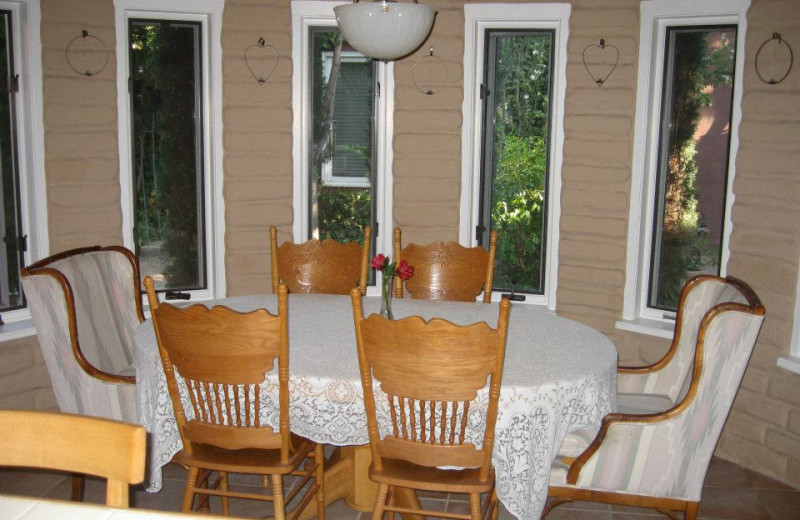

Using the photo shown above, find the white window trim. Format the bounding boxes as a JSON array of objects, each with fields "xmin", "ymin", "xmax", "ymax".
[
  {"xmin": 618, "ymin": 0, "xmax": 749, "ymax": 336},
  {"xmin": 113, "ymin": 0, "xmax": 226, "ymax": 301},
  {"xmin": 459, "ymin": 3, "xmax": 570, "ymax": 310},
  {"xmin": 0, "ymin": 0, "xmax": 48, "ymax": 339},
  {"xmin": 777, "ymin": 261, "xmax": 800, "ymax": 375},
  {"xmin": 320, "ymin": 50, "xmax": 371, "ymax": 189},
  {"xmin": 291, "ymin": 0, "xmax": 394, "ymax": 296}
]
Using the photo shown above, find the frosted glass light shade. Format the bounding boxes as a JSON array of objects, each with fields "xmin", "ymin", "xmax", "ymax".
[{"xmin": 334, "ymin": 1, "xmax": 435, "ymax": 60}]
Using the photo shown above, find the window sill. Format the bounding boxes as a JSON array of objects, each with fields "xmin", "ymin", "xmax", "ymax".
[
  {"xmin": 615, "ymin": 317, "xmax": 674, "ymax": 339},
  {"xmin": 0, "ymin": 318, "xmax": 37, "ymax": 342},
  {"xmin": 777, "ymin": 355, "xmax": 800, "ymax": 376}
]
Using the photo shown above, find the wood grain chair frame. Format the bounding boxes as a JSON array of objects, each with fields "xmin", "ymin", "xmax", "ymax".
[
  {"xmin": 0, "ymin": 410, "xmax": 145, "ymax": 508},
  {"xmin": 270, "ymin": 226, "xmax": 372, "ymax": 295},
  {"xmin": 351, "ymin": 287, "xmax": 511, "ymax": 520},
  {"xmin": 145, "ymin": 277, "xmax": 325, "ymax": 519},
  {"xmin": 545, "ymin": 276, "xmax": 765, "ymax": 520},
  {"xmin": 393, "ymin": 227, "xmax": 497, "ymax": 302}
]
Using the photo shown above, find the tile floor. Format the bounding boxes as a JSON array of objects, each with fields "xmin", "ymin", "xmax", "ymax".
[{"xmin": 0, "ymin": 456, "xmax": 798, "ymax": 519}]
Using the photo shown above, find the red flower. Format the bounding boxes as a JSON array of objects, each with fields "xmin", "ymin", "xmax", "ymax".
[
  {"xmin": 370, "ymin": 254, "xmax": 387, "ymax": 270},
  {"xmin": 396, "ymin": 260, "xmax": 414, "ymax": 280}
]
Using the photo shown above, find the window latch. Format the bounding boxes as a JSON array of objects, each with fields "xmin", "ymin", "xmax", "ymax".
[
  {"xmin": 5, "ymin": 74, "xmax": 18, "ymax": 93},
  {"xmin": 475, "ymin": 225, "xmax": 485, "ymax": 242},
  {"xmin": 479, "ymin": 83, "xmax": 490, "ymax": 100},
  {"xmin": 165, "ymin": 291, "xmax": 191, "ymax": 300},
  {"xmin": 501, "ymin": 281, "xmax": 526, "ymax": 302}
]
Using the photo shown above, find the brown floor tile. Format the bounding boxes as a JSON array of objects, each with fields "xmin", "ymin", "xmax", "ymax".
[
  {"xmin": 698, "ymin": 487, "xmax": 771, "ymax": 519},
  {"xmin": 0, "ymin": 469, "xmax": 68, "ymax": 499},
  {"xmin": 745, "ymin": 469, "xmax": 796, "ymax": 492},
  {"xmin": 545, "ymin": 508, "xmax": 613, "ymax": 519},
  {"xmin": 556, "ymin": 499, "xmax": 611, "ymax": 512},
  {"xmin": 703, "ymin": 458, "xmax": 752, "ymax": 489},
  {"xmin": 757, "ymin": 489, "xmax": 800, "ymax": 519}
]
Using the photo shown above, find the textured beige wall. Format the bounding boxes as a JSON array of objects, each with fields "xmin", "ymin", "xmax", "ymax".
[
  {"xmin": 41, "ymin": 0, "xmax": 122, "ymax": 252},
  {"xmin": 3, "ymin": 0, "xmax": 799, "ymax": 490}
]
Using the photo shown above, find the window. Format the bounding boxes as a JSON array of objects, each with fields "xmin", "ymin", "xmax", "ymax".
[
  {"xmin": 0, "ymin": 0, "xmax": 47, "ymax": 331},
  {"xmin": 114, "ymin": 0, "xmax": 225, "ymax": 300},
  {"xmin": 460, "ymin": 4, "xmax": 570, "ymax": 308},
  {"xmin": 619, "ymin": 0, "xmax": 749, "ymax": 334},
  {"xmin": 292, "ymin": 1, "xmax": 393, "ymax": 290}
]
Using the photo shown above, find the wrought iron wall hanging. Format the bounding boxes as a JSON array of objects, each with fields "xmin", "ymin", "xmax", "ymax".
[
  {"xmin": 582, "ymin": 38, "xmax": 618, "ymax": 86},
  {"xmin": 755, "ymin": 33, "xmax": 793, "ymax": 85},
  {"xmin": 412, "ymin": 46, "xmax": 448, "ymax": 95},
  {"xmin": 65, "ymin": 30, "xmax": 110, "ymax": 77},
  {"xmin": 244, "ymin": 37, "xmax": 279, "ymax": 85}
]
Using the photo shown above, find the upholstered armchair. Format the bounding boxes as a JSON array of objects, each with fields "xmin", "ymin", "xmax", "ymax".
[
  {"xmin": 21, "ymin": 246, "xmax": 144, "ymax": 423},
  {"xmin": 546, "ymin": 276, "xmax": 765, "ymax": 519}
]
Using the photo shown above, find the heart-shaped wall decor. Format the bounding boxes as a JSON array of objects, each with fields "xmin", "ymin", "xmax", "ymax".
[
  {"xmin": 582, "ymin": 39, "xmax": 619, "ymax": 87},
  {"xmin": 245, "ymin": 37, "xmax": 279, "ymax": 85}
]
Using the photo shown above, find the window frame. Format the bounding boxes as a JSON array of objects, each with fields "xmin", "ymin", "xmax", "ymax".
[
  {"xmin": 459, "ymin": 3, "xmax": 570, "ymax": 309},
  {"xmin": 0, "ymin": 0, "xmax": 48, "ymax": 336},
  {"xmin": 618, "ymin": 0, "xmax": 749, "ymax": 336},
  {"xmin": 291, "ymin": 0, "xmax": 394, "ymax": 296},
  {"xmin": 114, "ymin": 0, "xmax": 226, "ymax": 301},
  {"xmin": 319, "ymin": 50, "xmax": 373, "ymax": 189}
]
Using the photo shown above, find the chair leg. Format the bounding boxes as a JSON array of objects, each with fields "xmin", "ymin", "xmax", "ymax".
[
  {"xmin": 314, "ymin": 444, "xmax": 326, "ymax": 520},
  {"xmin": 182, "ymin": 466, "xmax": 200, "ymax": 512},
  {"xmin": 489, "ymin": 487, "xmax": 500, "ymax": 520},
  {"xmin": 271, "ymin": 474, "xmax": 286, "ymax": 520},
  {"xmin": 372, "ymin": 483, "xmax": 390, "ymax": 520},
  {"xmin": 685, "ymin": 501, "xmax": 699, "ymax": 520},
  {"xmin": 219, "ymin": 471, "xmax": 229, "ymax": 516},
  {"xmin": 469, "ymin": 492, "xmax": 481, "ymax": 520},
  {"xmin": 70, "ymin": 474, "xmax": 84, "ymax": 502}
]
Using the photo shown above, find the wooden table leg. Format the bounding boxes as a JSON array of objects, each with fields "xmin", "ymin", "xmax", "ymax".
[{"xmin": 297, "ymin": 445, "xmax": 424, "ymax": 520}]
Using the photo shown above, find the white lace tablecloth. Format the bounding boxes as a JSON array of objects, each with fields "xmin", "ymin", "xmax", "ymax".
[{"xmin": 134, "ymin": 293, "xmax": 617, "ymax": 520}]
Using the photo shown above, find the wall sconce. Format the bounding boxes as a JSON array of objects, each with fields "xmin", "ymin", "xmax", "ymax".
[
  {"xmin": 582, "ymin": 38, "xmax": 618, "ymax": 86},
  {"xmin": 244, "ymin": 37, "xmax": 279, "ymax": 85},
  {"xmin": 65, "ymin": 30, "xmax": 109, "ymax": 77},
  {"xmin": 412, "ymin": 46, "xmax": 447, "ymax": 95},
  {"xmin": 755, "ymin": 33, "xmax": 793, "ymax": 85}
]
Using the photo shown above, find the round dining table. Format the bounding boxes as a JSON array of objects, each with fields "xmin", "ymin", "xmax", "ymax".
[{"xmin": 134, "ymin": 293, "xmax": 617, "ymax": 520}]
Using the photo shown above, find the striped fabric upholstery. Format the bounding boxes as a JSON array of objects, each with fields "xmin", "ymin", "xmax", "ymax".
[
  {"xmin": 617, "ymin": 277, "xmax": 748, "ymax": 403},
  {"xmin": 551, "ymin": 299, "xmax": 764, "ymax": 501},
  {"xmin": 22, "ymin": 248, "xmax": 141, "ymax": 422}
]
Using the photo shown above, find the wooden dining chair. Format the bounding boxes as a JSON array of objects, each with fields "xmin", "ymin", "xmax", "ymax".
[
  {"xmin": 393, "ymin": 227, "xmax": 498, "ymax": 302},
  {"xmin": 144, "ymin": 277, "xmax": 325, "ymax": 519},
  {"xmin": 270, "ymin": 226, "xmax": 372, "ymax": 295},
  {"xmin": 0, "ymin": 410, "xmax": 146, "ymax": 508},
  {"xmin": 350, "ymin": 287, "xmax": 511, "ymax": 520}
]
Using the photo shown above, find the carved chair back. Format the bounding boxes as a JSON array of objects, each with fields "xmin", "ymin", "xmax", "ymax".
[
  {"xmin": 146, "ymin": 278, "xmax": 293, "ymax": 462},
  {"xmin": 351, "ymin": 287, "xmax": 510, "ymax": 482},
  {"xmin": 393, "ymin": 227, "xmax": 497, "ymax": 302},
  {"xmin": 270, "ymin": 226, "xmax": 372, "ymax": 295}
]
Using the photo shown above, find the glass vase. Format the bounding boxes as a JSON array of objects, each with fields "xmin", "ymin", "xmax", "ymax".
[{"xmin": 379, "ymin": 274, "xmax": 394, "ymax": 320}]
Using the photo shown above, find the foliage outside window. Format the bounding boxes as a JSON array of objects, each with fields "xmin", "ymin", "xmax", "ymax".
[
  {"xmin": 480, "ymin": 31, "xmax": 553, "ymax": 294},
  {"xmin": 129, "ymin": 19, "xmax": 206, "ymax": 291},
  {"xmin": 309, "ymin": 27, "xmax": 375, "ymax": 247},
  {"xmin": 649, "ymin": 26, "xmax": 736, "ymax": 310}
]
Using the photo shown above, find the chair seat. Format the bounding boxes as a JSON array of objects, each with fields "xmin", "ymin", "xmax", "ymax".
[
  {"xmin": 370, "ymin": 458, "xmax": 495, "ymax": 494},
  {"xmin": 176, "ymin": 433, "xmax": 316, "ymax": 474},
  {"xmin": 617, "ymin": 392, "xmax": 674, "ymax": 415}
]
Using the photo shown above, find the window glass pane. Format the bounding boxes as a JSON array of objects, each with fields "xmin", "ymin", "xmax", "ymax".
[
  {"xmin": 0, "ymin": 10, "xmax": 24, "ymax": 311},
  {"xmin": 649, "ymin": 26, "xmax": 737, "ymax": 310},
  {"xmin": 129, "ymin": 19, "xmax": 206, "ymax": 292},
  {"xmin": 308, "ymin": 27, "xmax": 375, "ymax": 245},
  {"xmin": 480, "ymin": 31, "xmax": 553, "ymax": 294}
]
